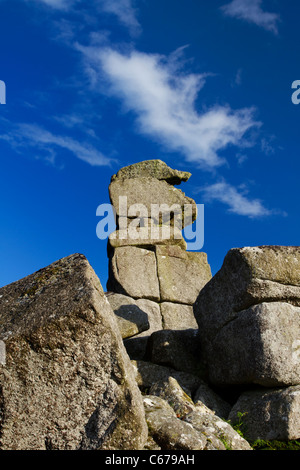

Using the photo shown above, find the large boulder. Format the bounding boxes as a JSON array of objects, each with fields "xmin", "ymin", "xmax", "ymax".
[
  {"xmin": 0, "ymin": 254, "xmax": 148, "ymax": 450},
  {"xmin": 205, "ymin": 302, "xmax": 300, "ymax": 387},
  {"xmin": 194, "ymin": 246, "xmax": 300, "ymax": 386},
  {"xmin": 195, "ymin": 246, "xmax": 300, "ymax": 339},
  {"xmin": 229, "ymin": 386, "xmax": 300, "ymax": 441}
]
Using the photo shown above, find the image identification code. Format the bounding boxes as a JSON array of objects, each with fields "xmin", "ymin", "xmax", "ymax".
[{"xmin": 105, "ymin": 454, "xmax": 195, "ymax": 466}]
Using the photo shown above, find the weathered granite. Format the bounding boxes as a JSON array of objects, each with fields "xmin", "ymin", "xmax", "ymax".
[
  {"xmin": 143, "ymin": 395, "xmax": 207, "ymax": 450},
  {"xmin": 123, "ymin": 299, "xmax": 163, "ymax": 360},
  {"xmin": 131, "ymin": 360, "xmax": 203, "ymax": 397},
  {"xmin": 106, "ymin": 292, "xmax": 150, "ymax": 339},
  {"xmin": 229, "ymin": 386, "xmax": 300, "ymax": 441},
  {"xmin": 109, "ymin": 177, "xmax": 197, "ymax": 228},
  {"xmin": 193, "ymin": 383, "xmax": 231, "ymax": 420},
  {"xmin": 108, "ymin": 225, "xmax": 187, "ymax": 251},
  {"xmin": 145, "ymin": 329, "xmax": 206, "ymax": 379},
  {"xmin": 107, "ymin": 246, "xmax": 160, "ymax": 301},
  {"xmin": 183, "ymin": 410, "xmax": 252, "ymax": 451},
  {"xmin": 195, "ymin": 246, "xmax": 300, "ymax": 341},
  {"xmin": 144, "ymin": 379, "xmax": 252, "ymax": 451},
  {"xmin": 160, "ymin": 302, "xmax": 198, "ymax": 330},
  {"xmin": 111, "ymin": 159, "xmax": 191, "ymax": 185},
  {"xmin": 0, "ymin": 254, "xmax": 148, "ymax": 450},
  {"xmin": 156, "ymin": 246, "xmax": 212, "ymax": 305},
  {"xmin": 205, "ymin": 302, "xmax": 300, "ymax": 387}
]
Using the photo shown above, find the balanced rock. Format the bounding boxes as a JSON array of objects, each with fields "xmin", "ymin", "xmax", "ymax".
[
  {"xmin": 109, "ymin": 177, "xmax": 197, "ymax": 228},
  {"xmin": 111, "ymin": 159, "xmax": 191, "ymax": 185},
  {"xmin": 0, "ymin": 254, "xmax": 147, "ymax": 450}
]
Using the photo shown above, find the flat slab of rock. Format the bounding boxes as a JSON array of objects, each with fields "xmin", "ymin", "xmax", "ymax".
[
  {"xmin": 111, "ymin": 159, "xmax": 191, "ymax": 185},
  {"xmin": 108, "ymin": 225, "xmax": 187, "ymax": 251},
  {"xmin": 229, "ymin": 386, "xmax": 300, "ymax": 441},
  {"xmin": 107, "ymin": 246, "xmax": 160, "ymax": 301},
  {"xmin": 156, "ymin": 246, "xmax": 212, "ymax": 305},
  {"xmin": 0, "ymin": 254, "xmax": 147, "ymax": 450}
]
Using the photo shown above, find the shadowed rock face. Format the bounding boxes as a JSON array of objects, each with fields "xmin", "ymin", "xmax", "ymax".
[
  {"xmin": 0, "ymin": 254, "xmax": 148, "ymax": 450},
  {"xmin": 194, "ymin": 246, "xmax": 300, "ymax": 387}
]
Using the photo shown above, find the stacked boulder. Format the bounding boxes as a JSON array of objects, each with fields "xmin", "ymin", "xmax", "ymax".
[
  {"xmin": 194, "ymin": 246, "xmax": 300, "ymax": 441},
  {"xmin": 106, "ymin": 160, "xmax": 212, "ymax": 363}
]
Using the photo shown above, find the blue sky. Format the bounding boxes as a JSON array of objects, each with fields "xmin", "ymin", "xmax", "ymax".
[{"xmin": 0, "ymin": 0, "xmax": 299, "ymax": 289}]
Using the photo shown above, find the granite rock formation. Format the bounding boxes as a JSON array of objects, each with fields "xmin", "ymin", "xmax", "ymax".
[
  {"xmin": 0, "ymin": 160, "xmax": 299, "ymax": 449},
  {"xmin": 106, "ymin": 160, "xmax": 212, "ymax": 362}
]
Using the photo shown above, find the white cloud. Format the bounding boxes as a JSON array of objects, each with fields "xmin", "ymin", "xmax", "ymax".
[
  {"xmin": 198, "ymin": 180, "xmax": 272, "ymax": 217},
  {"xmin": 0, "ymin": 123, "xmax": 112, "ymax": 167},
  {"xmin": 221, "ymin": 0, "xmax": 280, "ymax": 34},
  {"xmin": 78, "ymin": 45, "xmax": 261, "ymax": 170},
  {"xmin": 98, "ymin": 0, "xmax": 141, "ymax": 35}
]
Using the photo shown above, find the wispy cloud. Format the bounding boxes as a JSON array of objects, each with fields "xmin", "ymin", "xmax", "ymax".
[
  {"xmin": 78, "ymin": 45, "xmax": 261, "ymax": 170},
  {"xmin": 221, "ymin": 0, "xmax": 280, "ymax": 34},
  {"xmin": 98, "ymin": 0, "xmax": 141, "ymax": 35},
  {"xmin": 28, "ymin": 0, "xmax": 77, "ymax": 10},
  {"xmin": 5, "ymin": 0, "xmax": 141, "ymax": 33},
  {"xmin": 198, "ymin": 179, "xmax": 274, "ymax": 218},
  {"xmin": 0, "ymin": 122, "xmax": 112, "ymax": 167}
]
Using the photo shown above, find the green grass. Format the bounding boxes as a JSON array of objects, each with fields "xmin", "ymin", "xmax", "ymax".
[{"xmin": 250, "ymin": 439, "xmax": 300, "ymax": 451}]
